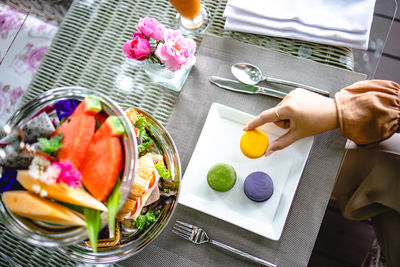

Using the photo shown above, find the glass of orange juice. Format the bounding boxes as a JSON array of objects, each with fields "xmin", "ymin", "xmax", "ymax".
[{"xmin": 169, "ymin": 0, "xmax": 211, "ymax": 36}]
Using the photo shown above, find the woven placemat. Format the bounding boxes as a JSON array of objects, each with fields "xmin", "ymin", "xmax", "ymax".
[
  {"xmin": 20, "ymin": 0, "xmax": 354, "ymax": 127},
  {"xmin": 0, "ymin": 223, "xmax": 77, "ymax": 266}
]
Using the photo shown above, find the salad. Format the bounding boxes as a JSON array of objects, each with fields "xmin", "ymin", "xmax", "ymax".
[
  {"xmin": 0, "ymin": 96, "xmax": 126, "ymax": 252},
  {"xmin": 92, "ymin": 108, "xmax": 178, "ymax": 249},
  {"xmin": 0, "ymin": 97, "xmax": 178, "ymax": 252},
  {"xmin": 116, "ymin": 109, "xmax": 177, "ymax": 231}
]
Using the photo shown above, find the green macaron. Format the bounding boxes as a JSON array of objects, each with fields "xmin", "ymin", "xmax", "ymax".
[{"xmin": 207, "ymin": 163, "xmax": 237, "ymax": 192}]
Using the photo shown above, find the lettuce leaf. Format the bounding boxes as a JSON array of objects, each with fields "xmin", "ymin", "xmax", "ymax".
[
  {"xmin": 133, "ymin": 115, "xmax": 148, "ymax": 130},
  {"xmin": 132, "ymin": 209, "xmax": 161, "ymax": 231},
  {"xmin": 155, "ymin": 162, "xmax": 172, "ymax": 179},
  {"xmin": 134, "ymin": 115, "xmax": 152, "ymax": 153}
]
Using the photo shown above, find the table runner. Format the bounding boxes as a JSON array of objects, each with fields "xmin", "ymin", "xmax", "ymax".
[
  {"xmin": 120, "ymin": 35, "xmax": 367, "ymax": 267},
  {"xmin": 19, "ymin": 0, "xmax": 354, "ymax": 124}
]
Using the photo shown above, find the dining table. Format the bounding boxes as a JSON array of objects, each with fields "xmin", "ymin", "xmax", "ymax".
[{"xmin": 0, "ymin": 0, "xmax": 397, "ymax": 266}]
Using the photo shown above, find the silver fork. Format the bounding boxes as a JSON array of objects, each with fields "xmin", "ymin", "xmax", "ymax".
[{"xmin": 172, "ymin": 220, "xmax": 277, "ymax": 267}]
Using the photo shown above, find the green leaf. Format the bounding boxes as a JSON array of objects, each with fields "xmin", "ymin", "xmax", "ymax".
[
  {"xmin": 134, "ymin": 115, "xmax": 152, "ymax": 153},
  {"xmin": 37, "ymin": 134, "xmax": 63, "ymax": 155},
  {"xmin": 134, "ymin": 115, "xmax": 148, "ymax": 131},
  {"xmin": 84, "ymin": 208, "xmax": 101, "ymax": 253},
  {"xmin": 133, "ymin": 214, "xmax": 147, "ymax": 231},
  {"xmin": 132, "ymin": 209, "xmax": 161, "ymax": 231},
  {"xmin": 138, "ymin": 129, "xmax": 151, "ymax": 143},
  {"xmin": 107, "ymin": 178, "xmax": 121, "ymax": 237},
  {"xmin": 138, "ymin": 142, "xmax": 151, "ymax": 153},
  {"xmin": 155, "ymin": 162, "xmax": 172, "ymax": 179}
]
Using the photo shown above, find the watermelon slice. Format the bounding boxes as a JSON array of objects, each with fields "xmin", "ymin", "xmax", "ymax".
[
  {"xmin": 53, "ymin": 96, "xmax": 102, "ymax": 169},
  {"xmin": 80, "ymin": 116, "xmax": 124, "ymax": 202}
]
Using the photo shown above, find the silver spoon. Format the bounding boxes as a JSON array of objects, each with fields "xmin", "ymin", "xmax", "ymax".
[{"xmin": 231, "ymin": 63, "xmax": 330, "ymax": 97}]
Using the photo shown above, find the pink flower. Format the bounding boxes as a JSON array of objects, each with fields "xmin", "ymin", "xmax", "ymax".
[
  {"xmin": 27, "ymin": 46, "xmax": 48, "ymax": 71},
  {"xmin": 155, "ymin": 29, "xmax": 196, "ymax": 72},
  {"xmin": 137, "ymin": 17, "xmax": 164, "ymax": 41},
  {"xmin": 52, "ymin": 161, "xmax": 82, "ymax": 188},
  {"xmin": 0, "ymin": 11, "xmax": 21, "ymax": 33},
  {"xmin": 9, "ymin": 86, "xmax": 24, "ymax": 100},
  {"xmin": 122, "ymin": 33, "xmax": 151, "ymax": 61}
]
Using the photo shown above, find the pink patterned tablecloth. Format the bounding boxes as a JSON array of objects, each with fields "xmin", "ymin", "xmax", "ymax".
[{"xmin": 0, "ymin": 3, "xmax": 58, "ymax": 126}]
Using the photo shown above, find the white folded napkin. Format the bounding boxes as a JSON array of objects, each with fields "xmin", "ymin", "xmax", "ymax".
[{"xmin": 223, "ymin": 0, "xmax": 376, "ymax": 50}]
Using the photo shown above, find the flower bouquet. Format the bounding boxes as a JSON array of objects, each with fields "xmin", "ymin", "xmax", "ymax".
[{"xmin": 122, "ymin": 17, "xmax": 196, "ymax": 92}]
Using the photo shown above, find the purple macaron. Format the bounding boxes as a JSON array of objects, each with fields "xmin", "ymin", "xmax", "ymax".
[{"xmin": 244, "ymin": 171, "xmax": 274, "ymax": 202}]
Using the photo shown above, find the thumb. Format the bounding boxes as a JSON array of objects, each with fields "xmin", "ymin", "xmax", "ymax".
[{"xmin": 265, "ymin": 130, "xmax": 299, "ymax": 156}]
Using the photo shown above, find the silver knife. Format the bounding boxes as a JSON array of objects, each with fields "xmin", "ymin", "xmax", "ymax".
[{"xmin": 209, "ymin": 76, "xmax": 287, "ymax": 99}]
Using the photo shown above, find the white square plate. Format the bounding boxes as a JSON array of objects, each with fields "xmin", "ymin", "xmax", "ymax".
[{"xmin": 179, "ymin": 103, "xmax": 314, "ymax": 240}]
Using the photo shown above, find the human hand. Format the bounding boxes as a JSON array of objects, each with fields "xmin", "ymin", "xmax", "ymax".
[{"xmin": 243, "ymin": 88, "xmax": 339, "ymax": 155}]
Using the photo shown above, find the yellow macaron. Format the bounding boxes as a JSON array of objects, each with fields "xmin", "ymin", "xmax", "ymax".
[{"xmin": 240, "ymin": 129, "xmax": 269, "ymax": 159}]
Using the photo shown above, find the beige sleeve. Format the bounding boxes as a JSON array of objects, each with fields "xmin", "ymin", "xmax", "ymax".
[{"xmin": 335, "ymin": 80, "xmax": 400, "ymax": 145}]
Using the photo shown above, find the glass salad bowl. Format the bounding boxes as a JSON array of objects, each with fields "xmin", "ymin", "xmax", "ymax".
[
  {"xmin": 59, "ymin": 107, "xmax": 181, "ymax": 263},
  {"xmin": 0, "ymin": 87, "xmax": 138, "ymax": 247}
]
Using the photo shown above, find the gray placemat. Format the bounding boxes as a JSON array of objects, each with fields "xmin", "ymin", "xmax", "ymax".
[{"xmin": 120, "ymin": 35, "xmax": 366, "ymax": 267}]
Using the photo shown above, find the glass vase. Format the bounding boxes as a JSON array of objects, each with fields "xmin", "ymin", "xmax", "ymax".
[{"xmin": 142, "ymin": 59, "xmax": 192, "ymax": 92}]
